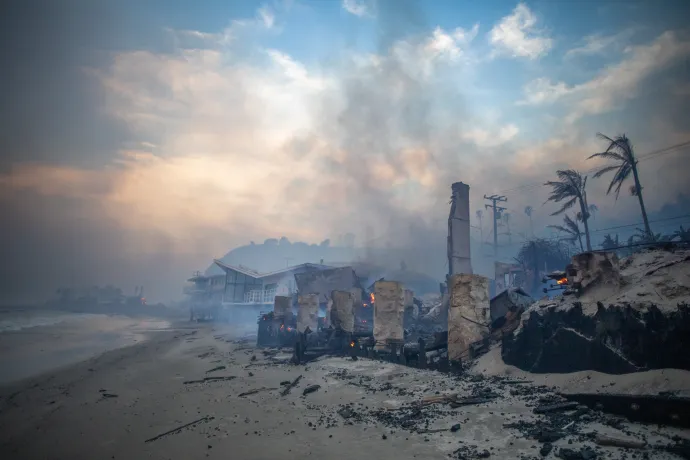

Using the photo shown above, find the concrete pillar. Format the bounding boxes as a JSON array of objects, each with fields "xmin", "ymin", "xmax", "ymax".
[
  {"xmin": 448, "ymin": 274, "xmax": 490, "ymax": 362},
  {"xmin": 297, "ymin": 294, "xmax": 319, "ymax": 333},
  {"xmin": 373, "ymin": 281, "xmax": 404, "ymax": 350},
  {"xmin": 274, "ymin": 295, "xmax": 291, "ymax": 319},
  {"xmin": 331, "ymin": 290, "xmax": 354, "ymax": 332}
]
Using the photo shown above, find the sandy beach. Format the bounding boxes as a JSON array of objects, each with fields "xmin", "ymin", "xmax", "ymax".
[{"xmin": 1, "ymin": 321, "xmax": 689, "ymax": 460}]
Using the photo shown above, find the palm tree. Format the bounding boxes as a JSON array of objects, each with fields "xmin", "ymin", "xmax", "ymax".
[
  {"xmin": 548, "ymin": 214, "xmax": 584, "ymax": 252},
  {"xmin": 524, "ymin": 206, "xmax": 534, "ymax": 236},
  {"xmin": 476, "ymin": 210, "xmax": 484, "ymax": 242},
  {"xmin": 544, "ymin": 169, "xmax": 592, "ymax": 251},
  {"xmin": 588, "ymin": 133, "xmax": 652, "ymax": 238}
]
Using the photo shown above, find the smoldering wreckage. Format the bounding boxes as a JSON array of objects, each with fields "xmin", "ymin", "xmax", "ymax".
[{"xmin": 200, "ymin": 183, "xmax": 690, "ymax": 459}]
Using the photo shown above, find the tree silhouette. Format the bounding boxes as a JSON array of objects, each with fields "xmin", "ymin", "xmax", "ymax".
[
  {"xmin": 589, "ymin": 133, "xmax": 652, "ymax": 238},
  {"xmin": 544, "ymin": 169, "xmax": 592, "ymax": 251},
  {"xmin": 600, "ymin": 233, "xmax": 619, "ymax": 250},
  {"xmin": 548, "ymin": 214, "xmax": 584, "ymax": 252}
]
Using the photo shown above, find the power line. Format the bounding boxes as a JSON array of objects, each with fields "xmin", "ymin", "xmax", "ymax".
[
  {"xmin": 494, "ymin": 140, "xmax": 690, "ymax": 195},
  {"xmin": 517, "ymin": 213, "xmax": 690, "ymax": 244}
]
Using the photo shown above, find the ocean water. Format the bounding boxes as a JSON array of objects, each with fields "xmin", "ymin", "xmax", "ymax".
[
  {"xmin": 0, "ymin": 309, "xmax": 172, "ymax": 385},
  {"xmin": 0, "ymin": 309, "xmax": 101, "ymax": 332}
]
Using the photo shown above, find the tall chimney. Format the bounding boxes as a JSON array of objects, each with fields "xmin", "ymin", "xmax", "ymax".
[{"xmin": 448, "ymin": 182, "xmax": 472, "ymax": 277}]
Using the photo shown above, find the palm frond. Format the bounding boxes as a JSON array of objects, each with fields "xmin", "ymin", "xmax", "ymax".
[
  {"xmin": 563, "ymin": 215, "xmax": 580, "ymax": 235},
  {"xmin": 549, "ymin": 197, "xmax": 577, "ymax": 215},
  {"xmin": 592, "ymin": 164, "xmax": 621, "ymax": 179}
]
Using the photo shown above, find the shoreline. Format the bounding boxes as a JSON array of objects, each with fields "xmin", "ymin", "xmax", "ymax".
[{"xmin": 0, "ymin": 313, "xmax": 185, "ymax": 386}]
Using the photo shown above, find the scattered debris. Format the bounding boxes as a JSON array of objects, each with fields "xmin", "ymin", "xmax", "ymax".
[{"xmin": 560, "ymin": 392, "xmax": 690, "ymax": 428}]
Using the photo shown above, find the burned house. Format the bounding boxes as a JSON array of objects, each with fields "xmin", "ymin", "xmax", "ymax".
[{"xmin": 186, "ymin": 261, "xmax": 332, "ymax": 321}]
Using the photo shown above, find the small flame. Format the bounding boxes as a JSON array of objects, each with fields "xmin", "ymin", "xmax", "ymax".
[
  {"xmin": 350, "ymin": 341, "xmax": 355, "ymax": 348},
  {"xmin": 370, "ymin": 293, "xmax": 375, "ymax": 303},
  {"xmin": 556, "ymin": 278, "xmax": 568, "ymax": 285},
  {"xmin": 362, "ymin": 303, "xmax": 368, "ymax": 308}
]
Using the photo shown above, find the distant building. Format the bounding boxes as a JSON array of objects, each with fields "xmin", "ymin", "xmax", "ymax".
[{"xmin": 186, "ymin": 262, "xmax": 334, "ymax": 309}]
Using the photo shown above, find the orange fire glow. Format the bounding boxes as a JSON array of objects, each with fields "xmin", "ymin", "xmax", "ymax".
[
  {"xmin": 370, "ymin": 293, "xmax": 375, "ymax": 303},
  {"xmin": 350, "ymin": 341, "xmax": 355, "ymax": 348},
  {"xmin": 556, "ymin": 278, "xmax": 568, "ymax": 285}
]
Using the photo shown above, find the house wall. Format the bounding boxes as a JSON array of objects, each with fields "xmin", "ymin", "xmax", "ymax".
[{"xmin": 223, "ymin": 269, "xmax": 262, "ymax": 303}]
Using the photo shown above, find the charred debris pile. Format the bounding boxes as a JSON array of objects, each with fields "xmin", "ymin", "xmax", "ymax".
[{"xmin": 503, "ymin": 248, "xmax": 690, "ymax": 374}]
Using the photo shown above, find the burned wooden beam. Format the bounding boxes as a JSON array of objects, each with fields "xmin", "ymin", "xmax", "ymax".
[
  {"xmin": 144, "ymin": 416, "xmax": 212, "ymax": 443},
  {"xmin": 560, "ymin": 393, "xmax": 690, "ymax": 428},
  {"xmin": 280, "ymin": 375, "xmax": 303, "ymax": 396}
]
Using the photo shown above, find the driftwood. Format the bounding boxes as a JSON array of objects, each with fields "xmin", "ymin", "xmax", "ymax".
[
  {"xmin": 594, "ymin": 434, "xmax": 646, "ymax": 449},
  {"xmin": 238, "ymin": 387, "xmax": 278, "ymax": 397},
  {"xmin": 144, "ymin": 416, "xmax": 211, "ymax": 443},
  {"xmin": 280, "ymin": 375, "xmax": 303, "ymax": 396}
]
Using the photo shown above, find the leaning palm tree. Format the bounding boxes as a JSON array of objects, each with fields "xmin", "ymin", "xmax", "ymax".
[
  {"xmin": 524, "ymin": 206, "xmax": 534, "ymax": 236},
  {"xmin": 548, "ymin": 214, "xmax": 584, "ymax": 252},
  {"xmin": 544, "ymin": 169, "xmax": 592, "ymax": 251},
  {"xmin": 588, "ymin": 133, "xmax": 652, "ymax": 238}
]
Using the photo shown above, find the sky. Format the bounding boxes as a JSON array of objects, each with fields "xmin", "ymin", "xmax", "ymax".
[{"xmin": 1, "ymin": 0, "xmax": 689, "ymax": 303}]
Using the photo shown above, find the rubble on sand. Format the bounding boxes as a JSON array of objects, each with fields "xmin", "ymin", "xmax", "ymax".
[{"xmin": 503, "ymin": 248, "xmax": 690, "ymax": 374}]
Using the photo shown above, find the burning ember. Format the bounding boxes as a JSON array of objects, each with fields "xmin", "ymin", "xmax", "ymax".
[
  {"xmin": 370, "ymin": 293, "xmax": 375, "ymax": 303},
  {"xmin": 556, "ymin": 278, "xmax": 568, "ymax": 285}
]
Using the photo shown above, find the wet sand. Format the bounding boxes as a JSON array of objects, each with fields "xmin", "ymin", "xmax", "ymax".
[
  {"xmin": 1, "ymin": 324, "xmax": 689, "ymax": 460},
  {"xmin": 0, "ymin": 314, "xmax": 173, "ymax": 385}
]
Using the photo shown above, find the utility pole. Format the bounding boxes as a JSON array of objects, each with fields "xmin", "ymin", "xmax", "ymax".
[{"xmin": 484, "ymin": 195, "xmax": 507, "ymax": 257}]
